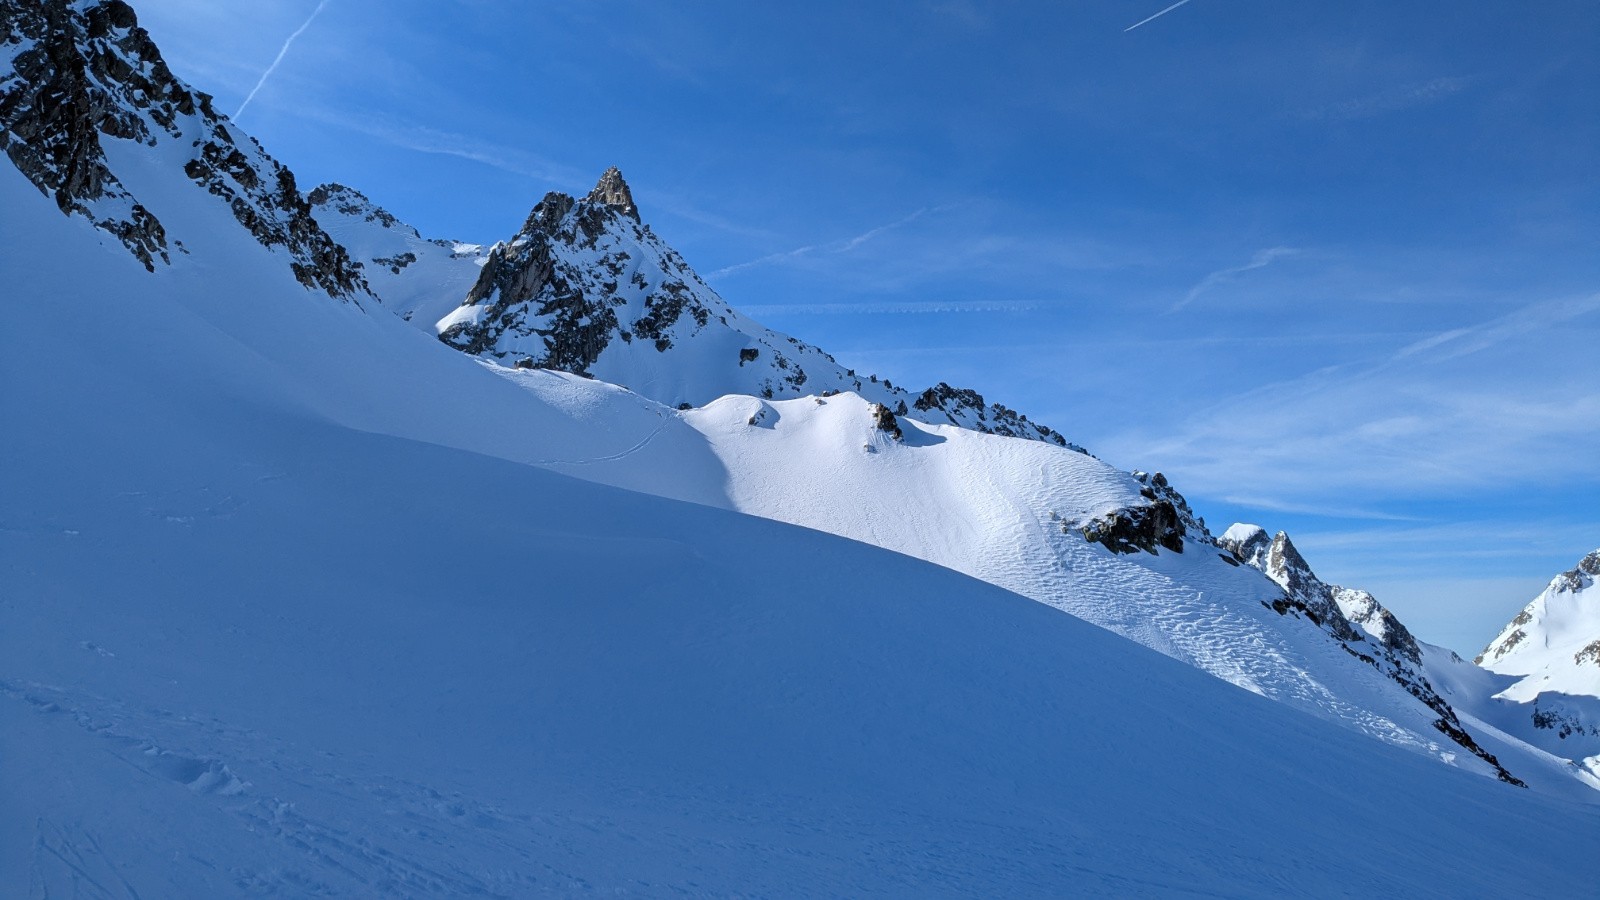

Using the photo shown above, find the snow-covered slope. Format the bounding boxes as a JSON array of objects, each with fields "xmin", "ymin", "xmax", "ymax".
[
  {"xmin": 306, "ymin": 137, "xmax": 1600, "ymax": 792},
  {"xmin": 669, "ymin": 398, "xmax": 1538, "ymax": 785},
  {"xmin": 1460, "ymin": 550, "xmax": 1600, "ymax": 774},
  {"xmin": 307, "ymin": 182, "xmax": 490, "ymax": 325},
  {"xmin": 8, "ymin": 4, "xmax": 1600, "ymax": 891},
  {"xmin": 461, "ymin": 372, "xmax": 1597, "ymax": 792},
  {"xmin": 8, "ymin": 67, "xmax": 1600, "ymax": 898},
  {"xmin": 15, "ymin": 0, "xmax": 1573, "ymax": 795}
]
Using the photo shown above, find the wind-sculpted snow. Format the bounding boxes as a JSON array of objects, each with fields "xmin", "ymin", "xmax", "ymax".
[{"xmin": 7, "ymin": 155, "xmax": 1600, "ymax": 897}]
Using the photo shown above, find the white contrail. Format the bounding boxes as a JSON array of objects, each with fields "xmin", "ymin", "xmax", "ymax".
[
  {"xmin": 1125, "ymin": 0, "xmax": 1197, "ymax": 32},
  {"xmin": 233, "ymin": 0, "xmax": 332, "ymax": 122}
]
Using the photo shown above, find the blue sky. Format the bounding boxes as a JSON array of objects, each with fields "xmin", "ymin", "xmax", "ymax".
[{"xmin": 133, "ymin": 0, "xmax": 1599, "ymax": 653}]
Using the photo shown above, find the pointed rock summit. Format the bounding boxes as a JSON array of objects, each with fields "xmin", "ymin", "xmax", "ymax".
[{"xmin": 588, "ymin": 166, "xmax": 638, "ymax": 221}]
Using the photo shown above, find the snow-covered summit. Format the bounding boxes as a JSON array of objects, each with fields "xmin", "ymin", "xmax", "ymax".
[
  {"xmin": 1480, "ymin": 549, "xmax": 1600, "ymax": 679},
  {"xmin": 1469, "ymin": 548, "xmax": 1600, "ymax": 764}
]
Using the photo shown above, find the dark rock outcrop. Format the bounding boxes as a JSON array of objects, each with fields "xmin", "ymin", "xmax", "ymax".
[
  {"xmin": 914, "ymin": 382, "xmax": 1081, "ymax": 451},
  {"xmin": 1076, "ymin": 472, "xmax": 1207, "ymax": 556},
  {"xmin": 0, "ymin": 0, "xmax": 368, "ymax": 298},
  {"xmin": 1, "ymin": 0, "xmax": 169, "ymax": 269},
  {"xmin": 1078, "ymin": 500, "xmax": 1185, "ymax": 555},
  {"xmin": 869, "ymin": 402, "xmax": 902, "ymax": 441}
]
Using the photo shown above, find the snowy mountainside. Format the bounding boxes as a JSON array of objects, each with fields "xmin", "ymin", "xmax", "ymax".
[
  {"xmin": 330, "ymin": 166, "xmax": 1544, "ymax": 782},
  {"xmin": 7, "ymin": 2, "xmax": 1600, "ymax": 890},
  {"xmin": 0, "ymin": 0, "xmax": 369, "ymax": 299},
  {"xmin": 7, "ymin": 103, "xmax": 1600, "ymax": 896},
  {"xmin": 6, "ymin": 0, "xmax": 1588, "ymax": 798},
  {"xmin": 482, "ymin": 378, "xmax": 1587, "ymax": 791},
  {"xmin": 1216, "ymin": 525, "xmax": 1518, "ymax": 783},
  {"xmin": 1463, "ymin": 549, "xmax": 1600, "ymax": 771},
  {"xmin": 308, "ymin": 182, "xmax": 490, "ymax": 325}
]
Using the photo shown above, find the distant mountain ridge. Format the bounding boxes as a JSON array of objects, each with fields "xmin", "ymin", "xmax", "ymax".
[{"xmin": 316, "ymin": 167, "xmax": 1084, "ymax": 449}]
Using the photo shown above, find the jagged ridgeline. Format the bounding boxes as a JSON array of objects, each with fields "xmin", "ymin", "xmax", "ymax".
[{"xmin": 0, "ymin": 0, "xmax": 367, "ymax": 296}]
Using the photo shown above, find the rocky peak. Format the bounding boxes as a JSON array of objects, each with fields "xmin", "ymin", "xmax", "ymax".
[
  {"xmin": 430, "ymin": 171, "xmax": 1080, "ymax": 448},
  {"xmin": 587, "ymin": 166, "xmax": 638, "ymax": 221},
  {"xmin": 521, "ymin": 190, "xmax": 576, "ymax": 236},
  {"xmin": 1219, "ymin": 524, "xmax": 1272, "ymax": 567},
  {"xmin": 1265, "ymin": 532, "xmax": 1318, "ymax": 595},
  {"xmin": 1552, "ymin": 548, "xmax": 1600, "ymax": 594}
]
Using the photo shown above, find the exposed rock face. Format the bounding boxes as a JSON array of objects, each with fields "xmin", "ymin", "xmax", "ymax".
[
  {"xmin": 587, "ymin": 166, "xmax": 637, "ymax": 221},
  {"xmin": 1577, "ymin": 639, "xmax": 1600, "ymax": 668},
  {"xmin": 914, "ymin": 382, "xmax": 1080, "ymax": 450},
  {"xmin": 309, "ymin": 182, "xmax": 402, "ymax": 230},
  {"xmin": 868, "ymin": 402, "xmax": 902, "ymax": 441},
  {"xmin": 0, "ymin": 0, "xmax": 368, "ymax": 298},
  {"xmin": 1553, "ymin": 549, "xmax": 1600, "ymax": 594},
  {"xmin": 2, "ymin": 0, "xmax": 170, "ymax": 269},
  {"xmin": 1076, "ymin": 472, "xmax": 1207, "ymax": 556},
  {"xmin": 1220, "ymin": 524, "xmax": 1523, "ymax": 786},
  {"xmin": 1078, "ymin": 500, "xmax": 1183, "ymax": 555},
  {"xmin": 1476, "ymin": 610, "xmax": 1533, "ymax": 665}
]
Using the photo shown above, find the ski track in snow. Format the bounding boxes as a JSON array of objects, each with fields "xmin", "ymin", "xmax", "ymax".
[{"xmin": 4, "ymin": 678, "xmax": 582, "ymax": 896}]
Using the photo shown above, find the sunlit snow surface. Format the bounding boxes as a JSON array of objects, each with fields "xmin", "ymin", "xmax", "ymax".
[{"xmin": 5, "ymin": 136, "xmax": 1600, "ymax": 895}]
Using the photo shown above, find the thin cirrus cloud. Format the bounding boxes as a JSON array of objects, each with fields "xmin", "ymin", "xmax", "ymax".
[
  {"xmin": 1171, "ymin": 247, "xmax": 1299, "ymax": 312},
  {"xmin": 1097, "ymin": 291, "xmax": 1600, "ymax": 506},
  {"xmin": 295, "ymin": 104, "xmax": 587, "ymax": 187},
  {"xmin": 1390, "ymin": 292, "xmax": 1600, "ymax": 362},
  {"xmin": 707, "ymin": 207, "xmax": 941, "ymax": 279},
  {"xmin": 1300, "ymin": 76, "xmax": 1476, "ymax": 122},
  {"xmin": 739, "ymin": 300, "xmax": 1040, "ymax": 317}
]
